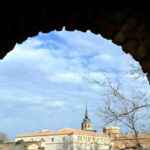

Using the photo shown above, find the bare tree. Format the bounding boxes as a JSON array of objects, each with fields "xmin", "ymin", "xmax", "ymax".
[
  {"xmin": 81, "ymin": 53, "xmax": 150, "ymax": 150},
  {"xmin": 93, "ymin": 74, "xmax": 150, "ymax": 150}
]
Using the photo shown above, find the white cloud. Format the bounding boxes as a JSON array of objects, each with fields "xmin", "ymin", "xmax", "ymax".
[
  {"xmin": 48, "ymin": 72, "xmax": 83, "ymax": 83},
  {"xmin": 18, "ymin": 38, "xmax": 43, "ymax": 49},
  {"xmin": 0, "ymin": 30, "xmax": 150, "ymax": 138},
  {"xmin": 44, "ymin": 100, "xmax": 65, "ymax": 108},
  {"xmin": 97, "ymin": 54, "xmax": 113, "ymax": 61}
]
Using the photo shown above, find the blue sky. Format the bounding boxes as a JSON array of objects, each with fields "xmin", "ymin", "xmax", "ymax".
[{"xmin": 0, "ymin": 30, "xmax": 150, "ymax": 138}]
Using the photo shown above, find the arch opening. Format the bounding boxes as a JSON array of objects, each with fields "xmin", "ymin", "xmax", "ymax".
[
  {"xmin": 0, "ymin": 8, "xmax": 150, "ymax": 81},
  {"xmin": 0, "ymin": 30, "xmax": 149, "ymax": 139},
  {"xmin": 0, "ymin": 7, "xmax": 150, "ymax": 150}
]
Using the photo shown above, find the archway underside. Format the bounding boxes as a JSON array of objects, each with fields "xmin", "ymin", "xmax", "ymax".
[{"xmin": 0, "ymin": 7, "xmax": 150, "ymax": 78}]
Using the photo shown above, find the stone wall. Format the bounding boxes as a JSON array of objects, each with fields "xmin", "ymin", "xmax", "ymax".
[
  {"xmin": 0, "ymin": 142, "xmax": 25, "ymax": 150},
  {"xmin": 0, "ymin": 141, "xmax": 43, "ymax": 150}
]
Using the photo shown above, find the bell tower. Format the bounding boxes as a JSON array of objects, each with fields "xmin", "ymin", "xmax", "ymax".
[{"xmin": 81, "ymin": 105, "xmax": 93, "ymax": 131}]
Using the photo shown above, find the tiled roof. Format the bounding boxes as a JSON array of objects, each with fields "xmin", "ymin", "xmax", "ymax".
[
  {"xmin": 16, "ymin": 128, "xmax": 107, "ymax": 138},
  {"xmin": 16, "ymin": 130, "xmax": 54, "ymax": 137}
]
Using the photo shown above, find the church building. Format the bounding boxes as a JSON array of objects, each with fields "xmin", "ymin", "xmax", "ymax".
[
  {"xmin": 81, "ymin": 105, "xmax": 96, "ymax": 132},
  {"xmin": 2, "ymin": 107, "xmax": 150, "ymax": 150},
  {"xmin": 15, "ymin": 106, "xmax": 112, "ymax": 150}
]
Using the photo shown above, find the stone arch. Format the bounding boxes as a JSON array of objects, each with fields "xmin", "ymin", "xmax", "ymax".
[{"xmin": 0, "ymin": 7, "xmax": 150, "ymax": 78}]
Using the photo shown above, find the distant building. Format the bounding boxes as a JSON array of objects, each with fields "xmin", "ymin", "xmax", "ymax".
[
  {"xmin": 103, "ymin": 127, "xmax": 150, "ymax": 150},
  {"xmin": 14, "ymin": 106, "xmax": 150, "ymax": 150},
  {"xmin": 81, "ymin": 105, "xmax": 96, "ymax": 132},
  {"xmin": 15, "ymin": 106, "xmax": 111, "ymax": 150}
]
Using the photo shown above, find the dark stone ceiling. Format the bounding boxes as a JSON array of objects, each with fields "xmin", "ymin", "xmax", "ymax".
[{"xmin": 0, "ymin": 7, "xmax": 150, "ymax": 79}]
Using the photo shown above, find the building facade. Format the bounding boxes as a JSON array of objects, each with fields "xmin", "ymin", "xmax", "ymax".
[
  {"xmin": 15, "ymin": 107, "xmax": 112, "ymax": 150},
  {"xmin": 16, "ymin": 128, "xmax": 111, "ymax": 150},
  {"xmin": 14, "ymin": 107, "xmax": 150, "ymax": 150}
]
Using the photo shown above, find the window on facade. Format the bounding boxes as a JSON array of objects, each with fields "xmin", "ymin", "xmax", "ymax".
[
  {"xmin": 63, "ymin": 136, "xmax": 66, "ymax": 142},
  {"xmin": 78, "ymin": 136, "xmax": 81, "ymax": 141},
  {"xmin": 51, "ymin": 137, "xmax": 54, "ymax": 142},
  {"xmin": 87, "ymin": 136, "xmax": 90, "ymax": 142},
  {"xmin": 41, "ymin": 138, "xmax": 45, "ymax": 142}
]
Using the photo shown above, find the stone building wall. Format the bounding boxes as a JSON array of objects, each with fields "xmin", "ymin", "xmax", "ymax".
[
  {"xmin": 0, "ymin": 142, "xmax": 25, "ymax": 150},
  {"xmin": 16, "ymin": 132, "xmax": 111, "ymax": 150},
  {"xmin": 0, "ymin": 141, "xmax": 44, "ymax": 150},
  {"xmin": 111, "ymin": 134, "xmax": 150, "ymax": 150}
]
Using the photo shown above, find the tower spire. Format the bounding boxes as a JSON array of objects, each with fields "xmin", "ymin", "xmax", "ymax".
[
  {"xmin": 85, "ymin": 104, "xmax": 88, "ymax": 119},
  {"xmin": 81, "ymin": 104, "xmax": 93, "ymax": 131},
  {"xmin": 81, "ymin": 105, "xmax": 96, "ymax": 132}
]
